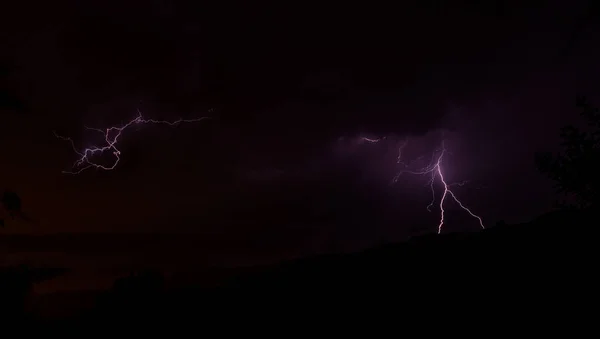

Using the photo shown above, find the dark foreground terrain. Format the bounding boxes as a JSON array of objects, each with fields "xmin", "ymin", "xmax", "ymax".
[{"xmin": 1, "ymin": 209, "xmax": 596, "ymax": 331}]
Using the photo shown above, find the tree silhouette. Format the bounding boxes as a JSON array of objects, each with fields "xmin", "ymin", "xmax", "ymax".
[
  {"xmin": 535, "ymin": 96, "xmax": 600, "ymax": 208},
  {"xmin": 1, "ymin": 190, "xmax": 23, "ymax": 227}
]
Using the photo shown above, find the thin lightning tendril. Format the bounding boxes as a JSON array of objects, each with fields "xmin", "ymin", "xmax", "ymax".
[
  {"xmin": 383, "ymin": 138, "xmax": 485, "ymax": 234},
  {"xmin": 359, "ymin": 136, "xmax": 383, "ymax": 144},
  {"xmin": 55, "ymin": 109, "xmax": 210, "ymax": 174}
]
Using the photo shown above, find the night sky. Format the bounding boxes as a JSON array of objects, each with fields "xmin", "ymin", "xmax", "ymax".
[{"xmin": 2, "ymin": 1, "xmax": 600, "ymax": 273}]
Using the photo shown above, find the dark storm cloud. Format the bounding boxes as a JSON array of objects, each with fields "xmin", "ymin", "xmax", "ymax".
[
  {"xmin": 2, "ymin": 0, "xmax": 597, "ymax": 239},
  {"xmin": 27, "ymin": 1, "xmax": 539, "ymax": 142}
]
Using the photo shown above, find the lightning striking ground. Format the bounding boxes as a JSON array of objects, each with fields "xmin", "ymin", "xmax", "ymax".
[
  {"xmin": 379, "ymin": 138, "xmax": 485, "ymax": 234},
  {"xmin": 55, "ymin": 110, "xmax": 210, "ymax": 174}
]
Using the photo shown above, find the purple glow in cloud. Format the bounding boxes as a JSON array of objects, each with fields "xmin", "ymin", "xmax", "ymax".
[{"xmin": 369, "ymin": 136, "xmax": 485, "ymax": 234}]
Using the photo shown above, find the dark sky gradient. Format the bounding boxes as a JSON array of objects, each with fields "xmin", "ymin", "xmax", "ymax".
[{"xmin": 1, "ymin": 0, "xmax": 599, "ymax": 255}]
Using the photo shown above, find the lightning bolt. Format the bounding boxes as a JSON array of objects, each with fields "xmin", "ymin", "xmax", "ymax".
[
  {"xmin": 392, "ymin": 139, "xmax": 485, "ymax": 234},
  {"xmin": 359, "ymin": 136, "xmax": 383, "ymax": 144},
  {"xmin": 55, "ymin": 109, "xmax": 210, "ymax": 174},
  {"xmin": 364, "ymin": 136, "xmax": 484, "ymax": 234}
]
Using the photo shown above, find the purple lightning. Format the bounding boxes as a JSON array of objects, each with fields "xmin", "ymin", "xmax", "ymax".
[
  {"xmin": 363, "ymin": 136, "xmax": 484, "ymax": 234},
  {"xmin": 55, "ymin": 110, "xmax": 210, "ymax": 174},
  {"xmin": 392, "ymin": 139, "xmax": 485, "ymax": 234},
  {"xmin": 359, "ymin": 136, "xmax": 383, "ymax": 144}
]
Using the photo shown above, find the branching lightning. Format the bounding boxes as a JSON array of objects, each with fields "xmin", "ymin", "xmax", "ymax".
[
  {"xmin": 55, "ymin": 109, "xmax": 210, "ymax": 174},
  {"xmin": 374, "ymin": 137, "xmax": 485, "ymax": 234}
]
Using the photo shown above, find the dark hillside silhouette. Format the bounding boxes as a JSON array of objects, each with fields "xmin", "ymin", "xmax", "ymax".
[
  {"xmin": 34, "ymin": 208, "xmax": 587, "ymax": 331},
  {"xmin": 1, "ymin": 211, "xmax": 595, "ymax": 330},
  {"xmin": 0, "ymin": 265, "xmax": 67, "ymax": 321}
]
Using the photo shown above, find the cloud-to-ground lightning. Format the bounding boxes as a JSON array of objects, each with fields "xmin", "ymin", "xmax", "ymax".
[
  {"xmin": 367, "ymin": 137, "xmax": 485, "ymax": 234},
  {"xmin": 55, "ymin": 110, "xmax": 210, "ymax": 174},
  {"xmin": 395, "ymin": 140, "xmax": 484, "ymax": 234}
]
